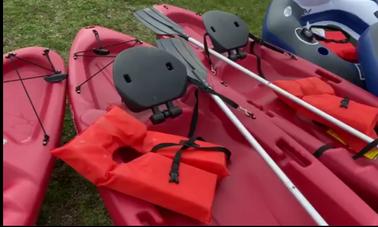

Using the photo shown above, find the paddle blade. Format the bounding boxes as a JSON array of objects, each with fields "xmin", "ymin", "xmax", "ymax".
[
  {"xmin": 134, "ymin": 8, "xmax": 187, "ymax": 38},
  {"xmin": 156, "ymin": 38, "xmax": 209, "ymax": 86}
]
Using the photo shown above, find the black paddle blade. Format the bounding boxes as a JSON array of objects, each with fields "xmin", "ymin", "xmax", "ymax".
[
  {"xmin": 156, "ymin": 38, "xmax": 241, "ymax": 110},
  {"xmin": 156, "ymin": 38, "xmax": 209, "ymax": 87},
  {"xmin": 113, "ymin": 46, "xmax": 188, "ymax": 123},
  {"xmin": 134, "ymin": 7, "xmax": 188, "ymax": 39}
]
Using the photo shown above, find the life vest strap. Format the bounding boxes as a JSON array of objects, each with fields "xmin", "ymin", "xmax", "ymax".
[
  {"xmin": 151, "ymin": 140, "xmax": 232, "ymax": 161},
  {"xmin": 152, "ymin": 89, "xmax": 231, "ymax": 183},
  {"xmin": 152, "ymin": 138, "xmax": 231, "ymax": 184},
  {"xmin": 313, "ymin": 144, "xmax": 334, "ymax": 158},
  {"xmin": 352, "ymin": 138, "xmax": 378, "ymax": 160}
]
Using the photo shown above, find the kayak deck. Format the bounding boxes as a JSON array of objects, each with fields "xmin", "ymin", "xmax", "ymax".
[
  {"xmin": 68, "ymin": 26, "xmax": 319, "ymax": 225},
  {"xmin": 68, "ymin": 26, "xmax": 378, "ymax": 225},
  {"xmin": 154, "ymin": 3, "xmax": 378, "ymax": 213},
  {"xmin": 3, "ymin": 47, "xmax": 66, "ymax": 225}
]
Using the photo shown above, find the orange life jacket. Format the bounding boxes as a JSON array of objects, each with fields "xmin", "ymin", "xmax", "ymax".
[
  {"xmin": 321, "ymin": 31, "xmax": 358, "ymax": 63},
  {"xmin": 143, "ymin": 131, "xmax": 229, "ymax": 177},
  {"xmin": 51, "ymin": 106, "xmax": 230, "ymax": 223},
  {"xmin": 274, "ymin": 77, "xmax": 378, "ymax": 153}
]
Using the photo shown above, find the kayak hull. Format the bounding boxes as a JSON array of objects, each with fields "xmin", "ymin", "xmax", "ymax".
[
  {"xmin": 3, "ymin": 47, "xmax": 67, "ymax": 225},
  {"xmin": 155, "ymin": 3, "xmax": 378, "ymax": 214},
  {"xmin": 68, "ymin": 26, "xmax": 317, "ymax": 225},
  {"xmin": 68, "ymin": 24, "xmax": 378, "ymax": 225}
]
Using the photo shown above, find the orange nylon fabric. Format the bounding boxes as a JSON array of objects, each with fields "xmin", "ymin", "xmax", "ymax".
[
  {"xmin": 143, "ymin": 131, "xmax": 229, "ymax": 177},
  {"xmin": 274, "ymin": 77, "xmax": 378, "ymax": 152},
  {"xmin": 274, "ymin": 77, "xmax": 335, "ymax": 98},
  {"xmin": 321, "ymin": 31, "xmax": 358, "ymax": 63},
  {"xmin": 302, "ymin": 94, "xmax": 378, "ymax": 152},
  {"xmin": 51, "ymin": 106, "xmax": 230, "ymax": 223}
]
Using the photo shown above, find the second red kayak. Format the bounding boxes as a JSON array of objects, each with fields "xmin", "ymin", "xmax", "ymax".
[
  {"xmin": 66, "ymin": 25, "xmax": 377, "ymax": 225},
  {"xmin": 153, "ymin": 3, "xmax": 378, "ymax": 212}
]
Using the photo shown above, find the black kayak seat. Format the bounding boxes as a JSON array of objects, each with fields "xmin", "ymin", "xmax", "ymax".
[
  {"xmin": 202, "ymin": 10, "xmax": 249, "ymax": 55},
  {"xmin": 113, "ymin": 46, "xmax": 188, "ymax": 123}
]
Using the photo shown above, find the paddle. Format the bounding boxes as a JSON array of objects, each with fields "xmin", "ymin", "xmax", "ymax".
[
  {"xmin": 155, "ymin": 36, "xmax": 327, "ymax": 225},
  {"xmin": 134, "ymin": 7, "xmax": 377, "ymax": 153},
  {"xmin": 135, "ymin": 8, "xmax": 329, "ymax": 225}
]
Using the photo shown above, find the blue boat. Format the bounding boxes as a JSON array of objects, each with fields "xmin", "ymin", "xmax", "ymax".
[{"xmin": 262, "ymin": 0, "xmax": 378, "ymax": 96}]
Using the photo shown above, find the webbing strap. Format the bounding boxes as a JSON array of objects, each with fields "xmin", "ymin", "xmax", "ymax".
[
  {"xmin": 6, "ymin": 54, "xmax": 50, "ymax": 145},
  {"xmin": 203, "ymin": 32, "xmax": 214, "ymax": 71},
  {"xmin": 313, "ymin": 144, "xmax": 333, "ymax": 158},
  {"xmin": 353, "ymin": 138, "xmax": 378, "ymax": 160},
  {"xmin": 151, "ymin": 89, "xmax": 231, "ymax": 183}
]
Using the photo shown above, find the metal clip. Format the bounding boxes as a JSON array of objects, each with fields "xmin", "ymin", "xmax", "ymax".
[
  {"xmin": 5, "ymin": 52, "xmax": 16, "ymax": 59},
  {"xmin": 210, "ymin": 65, "xmax": 217, "ymax": 74},
  {"xmin": 220, "ymin": 81, "xmax": 228, "ymax": 87},
  {"xmin": 43, "ymin": 135, "xmax": 50, "ymax": 146},
  {"xmin": 239, "ymin": 106, "xmax": 256, "ymax": 119}
]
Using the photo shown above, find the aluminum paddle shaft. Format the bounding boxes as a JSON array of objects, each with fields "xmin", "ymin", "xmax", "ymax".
[
  {"xmin": 155, "ymin": 37, "xmax": 328, "ymax": 225},
  {"xmin": 135, "ymin": 8, "xmax": 328, "ymax": 224},
  {"xmin": 211, "ymin": 94, "xmax": 328, "ymax": 225},
  {"xmin": 189, "ymin": 37, "xmax": 376, "ymax": 147}
]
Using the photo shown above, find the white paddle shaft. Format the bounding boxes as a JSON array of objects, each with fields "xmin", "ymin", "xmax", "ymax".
[
  {"xmin": 189, "ymin": 37, "xmax": 376, "ymax": 147},
  {"xmin": 211, "ymin": 94, "xmax": 328, "ymax": 225}
]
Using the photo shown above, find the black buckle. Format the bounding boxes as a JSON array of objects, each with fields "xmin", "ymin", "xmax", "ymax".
[
  {"xmin": 113, "ymin": 46, "xmax": 188, "ymax": 124},
  {"xmin": 340, "ymin": 97, "xmax": 350, "ymax": 109},
  {"xmin": 150, "ymin": 103, "xmax": 182, "ymax": 124},
  {"xmin": 92, "ymin": 30, "xmax": 110, "ymax": 55},
  {"xmin": 44, "ymin": 73, "xmax": 67, "ymax": 83},
  {"xmin": 228, "ymin": 49, "xmax": 247, "ymax": 61}
]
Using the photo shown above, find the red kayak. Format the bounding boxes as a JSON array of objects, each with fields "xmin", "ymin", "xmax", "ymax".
[
  {"xmin": 153, "ymin": 3, "xmax": 378, "ymax": 210},
  {"xmin": 67, "ymin": 25, "xmax": 377, "ymax": 225},
  {"xmin": 3, "ymin": 47, "xmax": 67, "ymax": 225}
]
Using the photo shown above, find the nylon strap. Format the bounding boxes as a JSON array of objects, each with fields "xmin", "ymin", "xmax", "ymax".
[
  {"xmin": 151, "ymin": 89, "xmax": 231, "ymax": 183},
  {"xmin": 203, "ymin": 32, "xmax": 214, "ymax": 70},
  {"xmin": 313, "ymin": 144, "xmax": 333, "ymax": 158},
  {"xmin": 352, "ymin": 138, "xmax": 378, "ymax": 160}
]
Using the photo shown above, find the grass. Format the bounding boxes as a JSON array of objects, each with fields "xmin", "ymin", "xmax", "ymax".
[{"xmin": 3, "ymin": 0, "xmax": 271, "ymax": 225}]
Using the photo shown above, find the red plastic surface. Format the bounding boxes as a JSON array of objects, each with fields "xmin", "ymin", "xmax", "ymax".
[
  {"xmin": 155, "ymin": 3, "xmax": 378, "ymax": 213},
  {"xmin": 68, "ymin": 23, "xmax": 378, "ymax": 225},
  {"xmin": 3, "ymin": 47, "xmax": 67, "ymax": 225}
]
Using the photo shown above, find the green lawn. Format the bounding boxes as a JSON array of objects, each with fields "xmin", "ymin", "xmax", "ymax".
[{"xmin": 3, "ymin": 0, "xmax": 271, "ymax": 225}]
